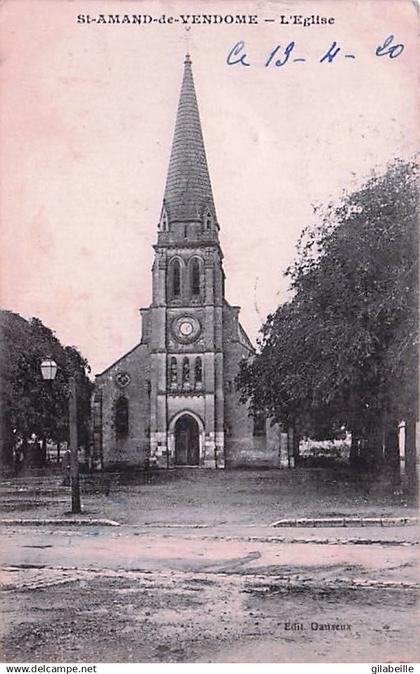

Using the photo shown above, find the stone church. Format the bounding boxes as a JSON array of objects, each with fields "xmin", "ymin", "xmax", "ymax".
[{"xmin": 93, "ymin": 55, "xmax": 280, "ymax": 469}]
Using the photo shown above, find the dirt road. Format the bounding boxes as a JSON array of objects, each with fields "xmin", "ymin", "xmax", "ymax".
[{"xmin": 0, "ymin": 522, "xmax": 418, "ymax": 663}]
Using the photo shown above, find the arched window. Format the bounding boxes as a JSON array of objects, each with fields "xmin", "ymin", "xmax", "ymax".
[
  {"xmin": 190, "ymin": 258, "xmax": 200, "ymax": 296},
  {"xmin": 182, "ymin": 357, "xmax": 190, "ymax": 387},
  {"xmin": 115, "ymin": 396, "xmax": 129, "ymax": 438},
  {"xmin": 170, "ymin": 357, "xmax": 177, "ymax": 386},
  {"xmin": 195, "ymin": 357, "xmax": 202, "ymax": 385},
  {"xmin": 171, "ymin": 259, "xmax": 181, "ymax": 298}
]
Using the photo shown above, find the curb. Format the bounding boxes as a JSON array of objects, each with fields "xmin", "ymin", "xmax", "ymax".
[
  {"xmin": 246, "ymin": 578, "xmax": 419, "ymax": 593},
  {"xmin": 0, "ymin": 518, "xmax": 120, "ymax": 527},
  {"xmin": 270, "ymin": 517, "xmax": 418, "ymax": 528}
]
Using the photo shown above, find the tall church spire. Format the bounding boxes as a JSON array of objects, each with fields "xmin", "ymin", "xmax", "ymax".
[{"xmin": 162, "ymin": 54, "xmax": 217, "ymax": 226}]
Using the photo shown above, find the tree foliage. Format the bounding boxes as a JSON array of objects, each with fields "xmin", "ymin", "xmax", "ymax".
[
  {"xmin": 237, "ymin": 160, "xmax": 418, "ymax": 451},
  {"xmin": 0, "ymin": 311, "xmax": 93, "ymax": 468}
]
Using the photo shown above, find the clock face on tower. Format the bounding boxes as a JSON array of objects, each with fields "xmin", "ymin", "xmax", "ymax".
[
  {"xmin": 171, "ymin": 315, "xmax": 202, "ymax": 344},
  {"xmin": 180, "ymin": 321, "xmax": 193, "ymax": 336}
]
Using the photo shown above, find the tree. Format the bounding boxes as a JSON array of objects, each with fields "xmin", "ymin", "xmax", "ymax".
[
  {"xmin": 237, "ymin": 160, "xmax": 418, "ymax": 487},
  {"xmin": 0, "ymin": 311, "xmax": 93, "ymax": 472}
]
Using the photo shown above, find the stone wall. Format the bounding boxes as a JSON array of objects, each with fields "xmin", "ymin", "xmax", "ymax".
[
  {"xmin": 222, "ymin": 304, "xmax": 280, "ymax": 468},
  {"xmin": 95, "ymin": 343, "xmax": 151, "ymax": 467}
]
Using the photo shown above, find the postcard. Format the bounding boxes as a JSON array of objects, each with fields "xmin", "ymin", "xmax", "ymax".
[{"xmin": 0, "ymin": 0, "xmax": 418, "ymax": 668}]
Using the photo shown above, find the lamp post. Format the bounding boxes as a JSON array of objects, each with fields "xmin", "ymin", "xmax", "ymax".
[{"xmin": 40, "ymin": 359, "xmax": 81, "ymax": 514}]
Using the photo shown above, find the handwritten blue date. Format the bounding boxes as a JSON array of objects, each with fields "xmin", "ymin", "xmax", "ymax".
[{"xmin": 226, "ymin": 35, "xmax": 405, "ymax": 67}]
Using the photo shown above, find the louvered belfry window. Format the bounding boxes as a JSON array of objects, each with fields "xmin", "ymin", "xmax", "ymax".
[
  {"xmin": 191, "ymin": 259, "xmax": 200, "ymax": 296},
  {"xmin": 172, "ymin": 259, "xmax": 181, "ymax": 297}
]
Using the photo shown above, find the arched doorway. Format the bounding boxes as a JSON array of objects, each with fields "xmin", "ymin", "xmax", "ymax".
[{"xmin": 175, "ymin": 414, "xmax": 200, "ymax": 466}]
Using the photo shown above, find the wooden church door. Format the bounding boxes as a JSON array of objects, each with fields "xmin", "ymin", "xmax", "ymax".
[{"xmin": 175, "ymin": 415, "xmax": 199, "ymax": 466}]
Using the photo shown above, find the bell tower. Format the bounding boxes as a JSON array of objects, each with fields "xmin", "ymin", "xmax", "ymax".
[{"xmin": 148, "ymin": 54, "xmax": 225, "ymax": 468}]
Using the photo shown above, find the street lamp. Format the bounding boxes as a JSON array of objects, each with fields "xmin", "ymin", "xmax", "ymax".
[
  {"xmin": 40, "ymin": 359, "xmax": 81, "ymax": 514},
  {"xmin": 40, "ymin": 358, "xmax": 58, "ymax": 381}
]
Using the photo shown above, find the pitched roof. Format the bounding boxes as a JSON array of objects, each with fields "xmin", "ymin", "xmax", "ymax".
[{"xmin": 163, "ymin": 54, "xmax": 217, "ymax": 224}]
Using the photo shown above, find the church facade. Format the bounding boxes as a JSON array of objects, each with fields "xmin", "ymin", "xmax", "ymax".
[{"xmin": 93, "ymin": 55, "xmax": 281, "ymax": 469}]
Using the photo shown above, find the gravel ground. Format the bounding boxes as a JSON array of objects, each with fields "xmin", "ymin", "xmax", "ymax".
[
  {"xmin": 0, "ymin": 468, "xmax": 418, "ymax": 663},
  {"xmin": 1, "ymin": 567, "xmax": 417, "ymax": 663},
  {"xmin": 0, "ymin": 467, "xmax": 416, "ymax": 525}
]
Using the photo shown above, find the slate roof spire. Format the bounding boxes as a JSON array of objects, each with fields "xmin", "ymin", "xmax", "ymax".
[{"xmin": 162, "ymin": 54, "xmax": 217, "ymax": 226}]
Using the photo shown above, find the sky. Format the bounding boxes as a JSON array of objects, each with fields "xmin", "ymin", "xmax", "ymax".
[{"xmin": 0, "ymin": 0, "xmax": 417, "ymax": 374}]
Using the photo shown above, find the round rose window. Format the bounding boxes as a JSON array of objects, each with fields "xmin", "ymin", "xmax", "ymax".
[{"xmin": 116, "ymin": 371, "xmax": 131, "ymax": 388}]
